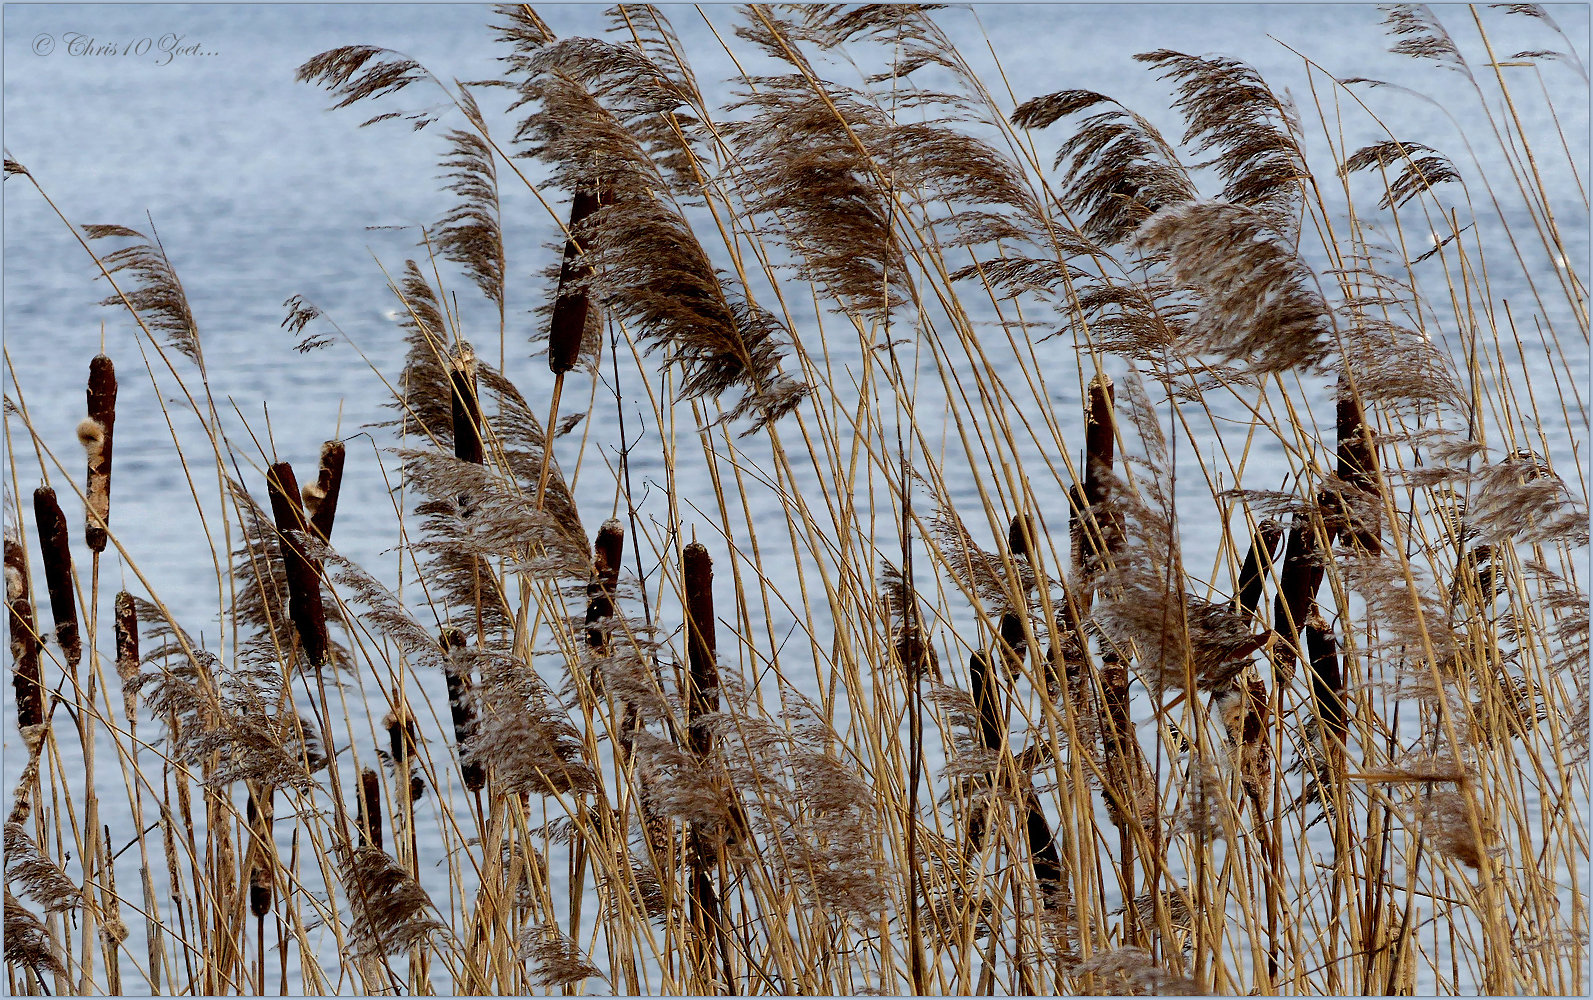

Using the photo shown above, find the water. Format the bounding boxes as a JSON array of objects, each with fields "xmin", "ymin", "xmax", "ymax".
[{"xmin": 4, "ymin": 4, "xmax": 1586, "ymax": 995}]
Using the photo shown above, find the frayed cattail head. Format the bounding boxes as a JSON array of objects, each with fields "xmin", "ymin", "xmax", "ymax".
[
  {"xmin": 1335, "ymin": 375, "xmax": 1382, "ymax": 553},
  {"xmin": 31, "ymin": 488, "xmax": 79, "ymax": 667},
  {"xmin": 440, "ymin": 628, "xmax": 484, "ymax": 792},
  {"xmin": 266, "ymin": 461, "xmax": 330, "ymax": 669},
  {"xmin": 356, "ymin": 767, "xmax": 383, "ymax": 852},
  {"xmin": 114, "ymin": 591, "xmax": 139, "ymax": 723},
  {"xmin": 84, "ymin": 354, "xmax": 117, "ymax": 552},
  {"xmin": 1305, "ymin": 612, "xmax": 1346, "ymax": 751},
  {"xmin": 5, "ymin": 530, "xmax": 43, "ymax": 734},
  {"xmin": 302, "ymin": 440, "xmax": 346, "ymax": 543},
  {"xmin": 586, "ymin": 519, "xmax": 624, "ymax": 653},
  {"xmin": 548, "ymin": 189, "xmax": 604, "ymax": 375}
]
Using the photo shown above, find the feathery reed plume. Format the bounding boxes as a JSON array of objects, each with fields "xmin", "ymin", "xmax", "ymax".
[
  {"xmin": 31, "ymin": 488, "xmax": 79, "ymax": 667},
  {"xmin": 266, "ymin": 462, "xmax": 330, "ymax": 668},
  {"xmin": 1011, "ymin": 89, "xmax": 1195, "ymax": 246},
  {"xmin": 294, "ymin": 45, "xmax": 429, "ymax": 119},
  {"xmin": 1074, "ymin": 946, "xmax": 1202, "ymax": 995},
  {"xmin": 5, "ymin": 528, "xmax": 44, "ymax": 735},
  {"xmin": 681, "ymin": 541, "xmax": 726, "ymax": 988},
  {"xmin": 4, "ymin": 822, "xmax": 80, "ymax": 914},
  {"xmin": 436, "ymin": 116, "xmax": 506, "ymax": 321},
  {"xmin": 519, "ymin": 923, "xmax": 604, "ymax": 988},
  {"xmin": 548, "ymin": 188, "xmax": 604, "ymax": 376},
  {"xmin": 84, "ymin": 227, "xmax": 204, "ymax": 370},
  {"xmin": 449, "ymin": 350, "xmax": 484, "ymax": 466},
  {"xmin": 384, "ymin": 707, "xmax": 425, "ymax": 802},
  {"xmin": 1235, "ymin": 517, "xmax": 1284, "ymax": 621},
  {"xmin": 1334, "ymin": 375, "xmax": 1382, "ymax": 553},
  {"xmin": 1133, "ymin": 49, "xmax": 1307, "ymax": 230},
  {"xmin": 246, "ymin": 787, "xmax": 275, "ymax": 918},
  {"xmin": 113, "ymin": 590, "xmax": 139, "ymax": 722},
  {"xmin": 882, "ymin": 561, "xmax": 940, "ymax": 682},
  {"xmin": 1135, "ymin": 201, "xmax": 1335, "ymax": 375},
  {"xmin": 356, "ymin": 767, "xmax": 383, "ymax": 852},
  {"xmin": 340, "ymin": 845, "xmax": 446, "ymax": 959},
  {"xmin": 302, "ymin": 440, "xmax": 346, "ymax": 543},
  {"xmin": 1340, "ymin": 140, "xmax": 1461, "ymax": 209},
  {"xmin": 439, "ymin": 628, "xmax": 484, "ymax": 792},
  {"xmin": 463, "ymin": 648, "xmax": 597, "ymax": 797},
  {"xmin": 81, "ymin": 354, "xmax": 117, "ymax": 552},
  {"xmin": 4, "ymin": 890, "xmax": 66, "ymax": 983}
]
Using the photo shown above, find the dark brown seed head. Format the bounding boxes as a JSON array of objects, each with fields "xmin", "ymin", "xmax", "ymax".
[
  {"xmin": 31, "ymin": 488, "xmax": 79, "ymax": 667},
  {"xmin": 449, "ymin": 364, "xmax": 484, "ymax": 465},
  {"xmin": 356, "ymin": 767, "xmax": 383, "ymax": 852},
  {"xmin": 84, "ymin": 355, "xmax": 117, "ymax": 553},
  {"xmin": 266, "ymin": 462, "xmax": 329, "ymax": 669},
  {"xmin": 1007, "ymin": 513, "xmax": 1035, "ymax": 561},
  {"xmin": 114, "ymin": 591, "xmax": 139, "ymax": 722},
  {"xmin": 1235, "ymin": 517, "xmax": 1284, "ymax": 621},
  {"xmin": 5, "ymin": 532, "xmax": 43, "ymax": 733},
  {"xmin": 440, "ymin": 629, "xmax": 484, "ymax": 792},
  {"xmin": 548, "ymin": 189, "xmax": 604, "ymax": 376},
  {"xmin": 303, "ymin": 440, "xmax": 346, "ymax": 543},
  {"xmin": 682, "ymin": 542, "xmax": 718, "ymax": 758}
]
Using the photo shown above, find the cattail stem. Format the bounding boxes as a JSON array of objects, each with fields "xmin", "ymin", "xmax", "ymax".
[
  {"xmin": 84, "ymin": 355, "xmax": 117, "ymax": 553},
  {"xmin": 266, "ymin": 462, "xmax": 329, "ymax": 669},
  {"xmin": 6, "ymin": 530, "xmax": 44, "ymax": 735},
  {"xmin": 32, "ymin": 488, "xmax": 79, "ymax": 667}
]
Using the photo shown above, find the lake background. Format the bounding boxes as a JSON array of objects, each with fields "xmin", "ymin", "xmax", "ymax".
[{"xmin": 4, "ymin": 4, "xmax": 1587, "ymax": 994}]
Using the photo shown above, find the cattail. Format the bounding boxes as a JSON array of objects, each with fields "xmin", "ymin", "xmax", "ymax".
[
  {"xmin": 302, "ymin": 440, "xmax": 346, "ymax": 543},
  {"xmin": 440, "ymin": 628, "xmax": 484, "ymax": 792},
  {"xmin": 681, "ymin": 541, "xmax": 724, "ymax": 988},
  {"xmin": 1235, "ymin": 518, "xmax": 1284, "ymax": 622},
  {"xmin": 1271, "ymin": 511, "xmax": 1325, "ymax": 682},
  {"xmin": 1023, "ymin": 792, "xmax": 1064, "ymax": 905},
  {"xmin": 385, "ymin": 708, "xmax": 425, "ymax": 802},
  {"xmin": 246, "ymin": 787, "xmax": 275, "ymax": 918},
  {"xmin": 5, "ymin": 530, "xmax": 44, "ymax": 734},
  {"xmin": 1080, "ymin": 374, "xmax": 1120, "ymax": 572},
  {"xmin": 1007, "ymin": 512, "xmax": 1035, "ymax": 560},
  {"xmin": 114, "ymin": 591, "xmax": 139, "ymax": 723},
  {"xmin": 969, "ymin": 652, "xmax": 1006, "ymax": 753},
  {"xmin": 548, "ymin": 189, "xmax": 603, "ymax": 376},
  {"xmin": 266, "ymin": 461, "xmax": 329, "ymax": 669},
  {"xmin": 586, "ymin": 519, "xmax": 624, "ymax": 653},
  {"xmin": 997, "ymin": 612, "xmax": 1027, "ymax": 679},
  {"xmin": 356, "ymin": 767, "xmax": 383, "ymax": 852},
  {"xmin": 1305, "ymin": 613, "xmax": 1346, "ymax": 752},
  {"xmin": 31, "ymin": 488, "xmax": 80, "ymax": 667},
  {"xmin": 449, "ymin": 360, "xmax": 484, "ymax": 466},
  {"xmin": 83, "ymin": 355, "xmax": 117, "ymax": 553},
  {"xmin": 1336, "ymin": 374, "xmax": 1381, "ymax": 554}
]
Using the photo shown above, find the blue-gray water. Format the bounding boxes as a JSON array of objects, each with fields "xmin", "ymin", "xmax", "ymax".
[{"xmin": 4, "ymin": 4, "xmax": 1587, "ymax": 995}]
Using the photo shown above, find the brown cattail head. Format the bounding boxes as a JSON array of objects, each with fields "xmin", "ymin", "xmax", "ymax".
[
  {"xmin": 548, "ymin": 189, "xmax": 604, "ymax": 376},
  {"xmin": 1271, "ymin": 512, "xmax": 1325, "ymax": 681},
  {"xmin": 385, "ymin": 708, "xmax": 425, "ymax": 802},
  {"xmin": 586, "ymin": 520, "xmax": 625, "ymax": 652},
  {"xmin": 1007, "ymin": 513, "xmax": 1035, "ymax": 560},
  {"xmin": 1023, "ymin": 792, "xmax": 1064, "ymax": 906},
  {"xmin": 356, "ymin": 767, "xmax": 383, "ymax": 852},
  {"xmin": 1305, "ymin": 613, "xmax": 1346, "ymax": 750},
  {"xmin": 440, "ymin": 628, "xmax": 484, "ymax": 792},
  {"xmin": 5, "ymin": 531, "xmax": 44, "ymax": 734},
  {"xmin": 1336, "ymin": 374, "xmax": 1381, "ymax": 554},
  {"xmin": 114, "ymin": 591, "xmax": 139, "ymax": 723},
  {"xmin": 1235, "ymin": 517, "xmax": 1284, "ymax": 621},
  {"xmin": 969, "ymin": 651, "xmax": 1006, "ymax": 753},
  {"xmin": 31, "ymin": 488, "xmax": 79, "ymax": 667},
  {"xmin": 266, "ymin": 461, "xmax": 330, "ymax": 669},
  {"xmin": 1083, "ymin": 375, "xmax": 1116, "ymax": 511},
  {"xmin": 302, "ymin": 440, "xmax": 346, "ymax": 543},
  {"xmin": 246, "ymin": 787, "xmax": 275, "ymax": 918},
  {"xmin": 682, "ymin": 542, "xmax": 718, "ymax": 759},
  {"xmin": 84, "ymin": 355, "xmax": 117, "ymax": 553},
  {"xmin": 449, "ymin": 358, "xmax": 484, "ymax": 465},
  {"xmin": 997, "ymin": 613, "xmax": 1026, "ymax": 679}
]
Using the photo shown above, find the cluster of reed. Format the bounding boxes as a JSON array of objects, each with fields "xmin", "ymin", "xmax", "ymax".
[{"xmin": 4, "ymin": 4, "xmax": 1586, "ymax": 996}]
